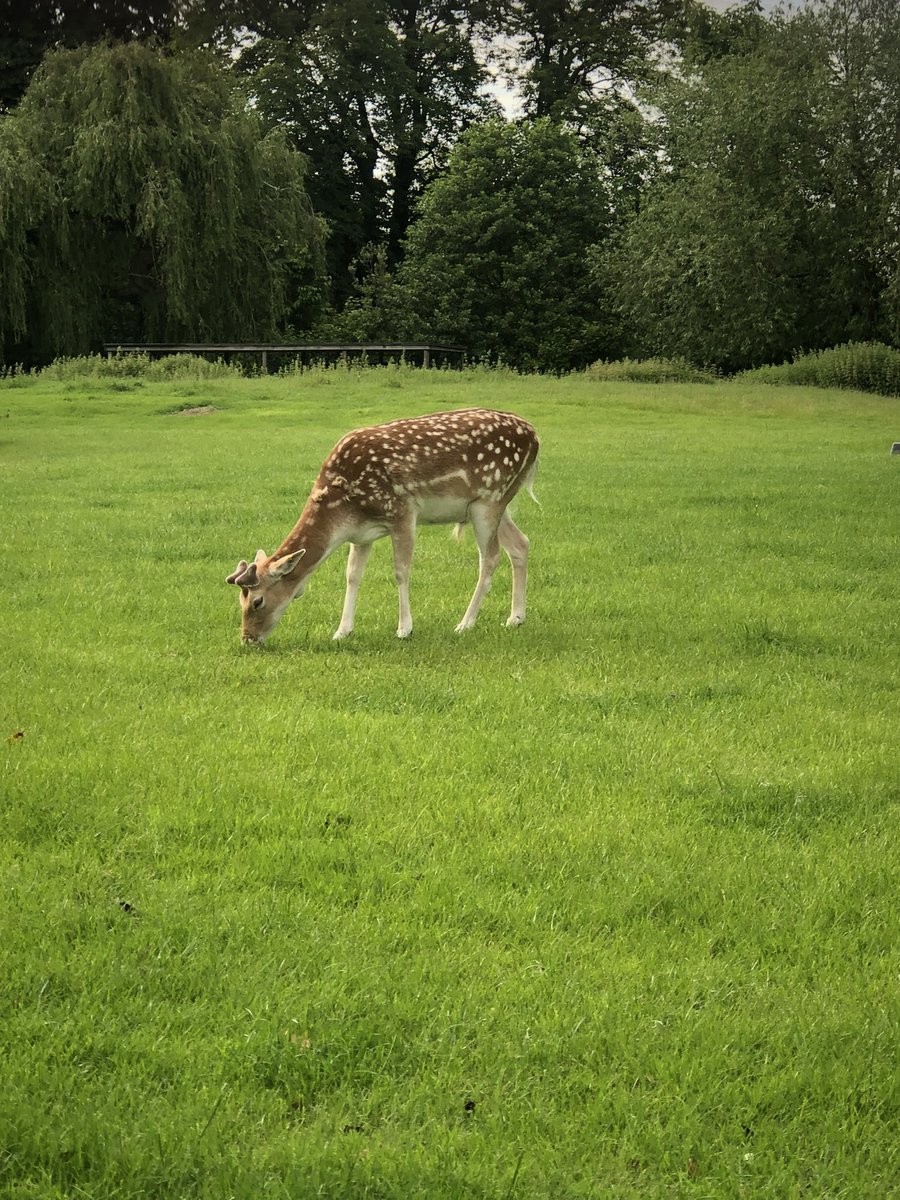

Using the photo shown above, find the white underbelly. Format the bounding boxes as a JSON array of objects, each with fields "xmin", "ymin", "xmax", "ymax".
[
  {"xmin": 350, "ymin": 521, "xmax": 391, "ymax": 545},
  {"xmin": 415, "ymin": 494, "xmax": 470, "ymax": 525}
]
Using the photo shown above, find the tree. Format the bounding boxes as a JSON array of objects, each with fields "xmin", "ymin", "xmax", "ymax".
[
  {"xmin": 391, "ymin": 118, "xmax": 618, "ymax": 371},
  {"xmin": 608, "ymin": 34, "xmax": 831, "ymax": 369},
  {"xmin": 0, "ymin": 41, "xmax": 325, "ymax": 365},
  {"xmin": 501, "ymin": 0, "xmax": 680, "ymax": 123},
  {"xmin": 610, "ymin": 0, "xmax": 900, "ymax": 369},
  {"xmin": 0, "ymin": 0, "xmax": 212, "ymax": 110},
  {"xmin": 229, "ymin": 1, "xmax": 497, "ymax": 300},
  {"xmin": 799, "ymin": 0, "xmax": 900, "ymax": 345}
]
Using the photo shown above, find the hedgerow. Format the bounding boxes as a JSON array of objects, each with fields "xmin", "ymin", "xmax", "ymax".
[{"xmin": 740, "ymin": 342, "xmax": 900, "ymax": 396}]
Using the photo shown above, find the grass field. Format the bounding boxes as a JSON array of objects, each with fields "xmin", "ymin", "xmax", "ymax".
[{"xmin": 1, "ymin": 365, "xmax": 898, "ymax": 1198}]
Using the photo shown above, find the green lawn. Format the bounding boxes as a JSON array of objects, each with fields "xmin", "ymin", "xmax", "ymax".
[{"xmin": 1, "ymin": 366, "xmax": 898, "ymax": 1198}]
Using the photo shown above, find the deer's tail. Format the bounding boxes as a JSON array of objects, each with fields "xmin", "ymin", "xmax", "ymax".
[{"xmin": 522, "ymin": 454, "xmax": 541, "ymax": 509}]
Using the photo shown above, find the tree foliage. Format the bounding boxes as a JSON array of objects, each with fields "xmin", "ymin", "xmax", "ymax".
[
  {"xmin": 0, "ymin": 41, "xmax": 325, "ymax": 365},
  {"xmin": 610, "ymin": 0, "xmax": 900, "ymax": 370},
  {"xmin": 502, "ymin": 0, "xmax": 680, "ymax": 122},
  {"xmin": 391, "ymin": 118, "xmax": 618, "ymax": 371},
  {"xmin": 609, "ymin": 36, "xmax": 829, "ymax": 369},
  {"xmin": 802, "ymin": 0, "xmax": 900, "ymax": 346},
  {"xmin": 3, "ymin": 0, "xmax": 899, "ymax": 371},
  {"xmin": 0, "ymin": 0, "xmax": 214, "ymax": 109},
  {"xmin": 228, "ymin": 0, "xmax": 496, "ymax": 301}
]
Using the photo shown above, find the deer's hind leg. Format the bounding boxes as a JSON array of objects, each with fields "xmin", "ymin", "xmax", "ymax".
[
  {"xmin": 455, "ymin": 501, "xmax": 503, "ymax": 632},
  {"xmin": 498, "ymin": 511, "xmax": 529, "ymax": 627}
]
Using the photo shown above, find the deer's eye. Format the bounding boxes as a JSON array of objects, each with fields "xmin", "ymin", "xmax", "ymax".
[{"xmin": 251, "ymin": 595, "xmax": 265, "ymax": 611}]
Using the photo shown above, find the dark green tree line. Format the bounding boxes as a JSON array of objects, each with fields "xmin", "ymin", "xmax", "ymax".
[
  {"xmin": 2, "ymin": 0, "xmax": 681, "ymax": 365},
  {"xmin": 218, "ymin": 0, "xmax": 682, "ymax": 302},
  {"xmin": 392, "ymin": 119, "xmax": 620, "ymax": 370},
  {"xmin": 3, "ymin": 0, "xmax": 899, "ymax": 371}
]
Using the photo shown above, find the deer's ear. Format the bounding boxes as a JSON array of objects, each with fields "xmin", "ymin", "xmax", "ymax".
[
  {"xmin": 254, "ymin": 548, "xmax": 268, "ymax": 566},
  {"xmin": 269, "ymin": 548, "xmax": 306, "ymax": 579}
]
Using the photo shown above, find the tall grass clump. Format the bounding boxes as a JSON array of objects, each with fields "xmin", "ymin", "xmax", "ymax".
[
  {"xmin": 34, "ymin": 352, "xmax": 245, "ymax": 382},
  {"xmin": 742, "ymin": 341, "xmax": 900, "ymax": 396},
  {"xmin": 276, "ymin": 356, "xmax": 426, "ymax": 380},
  {"xmin": 586, "ymin": 356, "xmax": 718, "ymax": 383}
]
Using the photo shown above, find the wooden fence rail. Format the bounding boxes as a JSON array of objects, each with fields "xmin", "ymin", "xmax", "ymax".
[{"xmin": 103, "ymin": 343, "xmax": 466, "ymax": 371}]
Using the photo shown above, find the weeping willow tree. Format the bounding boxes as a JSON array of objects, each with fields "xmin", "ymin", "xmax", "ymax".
[
  {"xmin": 0, "ymin": 117, "xmax": 47, "ymax": 353},
  {"xmin": 0, "ymin": 41, "xmax": 326, "ymax": 364}
]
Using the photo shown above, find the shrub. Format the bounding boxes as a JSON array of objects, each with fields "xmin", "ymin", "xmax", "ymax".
[
  {"xmin": 586, "ymin": 357, "xmax": 718, "ymax": 384},
  {"xmin": 740, "ymin": 342, "xmax": 900, "ymax": 396}
]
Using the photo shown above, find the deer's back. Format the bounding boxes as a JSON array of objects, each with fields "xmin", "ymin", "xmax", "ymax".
[{"xmin": 317, "ymin": 409, "xmax": 538, "ymax": 521}]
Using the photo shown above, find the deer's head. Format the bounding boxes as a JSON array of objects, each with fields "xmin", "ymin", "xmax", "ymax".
[{"xmin": 226, "ymin": 548, "xmax": 306, "ymax": 645}]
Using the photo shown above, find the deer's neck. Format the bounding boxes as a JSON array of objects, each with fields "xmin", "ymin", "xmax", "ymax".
[{"xmin": 274, "ymin": 486, "xmax": 351, "ymax": 582}]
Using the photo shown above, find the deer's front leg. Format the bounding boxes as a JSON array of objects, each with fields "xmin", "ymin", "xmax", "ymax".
[
  {"xmin": 333, "ymin": 542, "xmax": 373, "ymax": 640},
  {"xmin": 391, "ymin": 514, "xmax": 417, "ymax": 639}
]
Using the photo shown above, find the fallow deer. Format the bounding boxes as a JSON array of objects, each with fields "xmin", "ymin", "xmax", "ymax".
[{"xmin": 226, "ymin": 408, "xmax": 539, "ymax": 645}]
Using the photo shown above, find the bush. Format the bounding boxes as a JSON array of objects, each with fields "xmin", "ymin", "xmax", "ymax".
[
  {"xmin": 741, "ymin": 342, "xmax": 900, "ymax": 396},
  {"xmin": 586, "ymin": 357, "xmax": 718, "ymax": 383}
]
